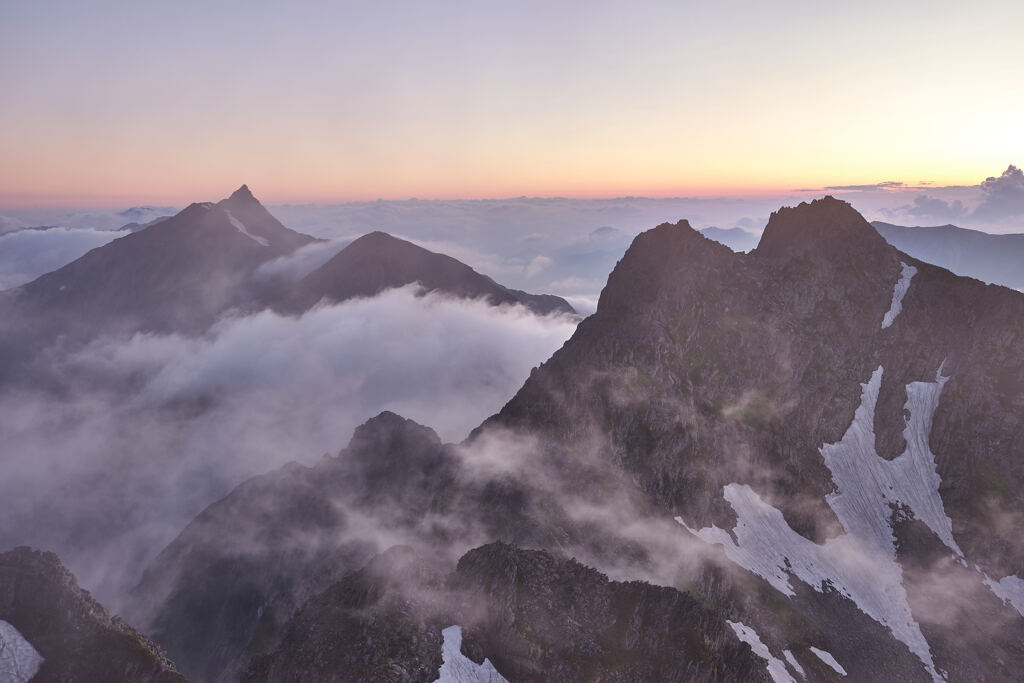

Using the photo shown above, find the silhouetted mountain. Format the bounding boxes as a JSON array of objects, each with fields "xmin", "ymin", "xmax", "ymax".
[
  {"xmin": 129, "ymin": 411, "xmax": 568, "ymax": 681},
  {"xmin": 873, "ymin": 221, "xmax": 1024, "ymax": 290},
  {"xmin": 1, "ymin": 189, "xmax": 574, "ymax": 386},
  {"xmin": 279, "ymin": 231, "xmax": 575, "ymax": 316},
  {"xmin": 132, "ymin": 197, "xmax": 1024, "ymax": 682},
  {"xmin": 0, "ymin": 186, "xmax": 317, "ymax": 382},
  {"xmin": 0, "ymin": 547, "xmax": 185, "ymax": 683},
  {"xmin": 486, "ymin": 196, "xmax": 1024, "ymax": 679}
]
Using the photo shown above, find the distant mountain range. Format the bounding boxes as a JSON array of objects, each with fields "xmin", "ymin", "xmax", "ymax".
[
  {"xmin": 873, "ymin": 221, "xmax": 1024, "ymax": 291},
  {"xmin": 115, "ymin": 198, "xmax": 1024, "ymax": 681},
  {"xmin": 699, "ymin": 225, "xmax": 761, "ymax": 252},
  {"xmin": 276, "ymin": 230, "xmax": 575, "ymax": 316},
  {"xmin": 0, "ymin": 186, "xmax": 574, "ymax": 384},
  {"xmin": 3, "ymin": 195, "xmax": 1023, "ymax": 682}
]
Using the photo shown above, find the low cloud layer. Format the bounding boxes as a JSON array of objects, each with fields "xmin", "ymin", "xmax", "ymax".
[
  {"xmin": 0, "ymin": 227, "xmax": 126, "ymax": 290},
  {"xmin": 0, "ymin": 287, "xmax": 576, "ymax": 602},
  {"xmin": 254, "ymin": 237, "xmax": 352, "ymax": 283},
  {"xmin": 884, "ymin": 195, "xmax": 968, "ymax": 224}
]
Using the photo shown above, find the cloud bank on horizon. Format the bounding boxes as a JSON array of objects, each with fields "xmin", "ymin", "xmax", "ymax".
[{"xmin": 1, "ymin": 165, "xmax": 1020, "ymax": 300}]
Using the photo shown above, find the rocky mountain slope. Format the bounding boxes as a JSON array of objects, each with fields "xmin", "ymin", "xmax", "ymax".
[
  {"xmin": 0, "ymin": 186, "xmax": 318, "ymax": 384},
  {"xmin": 8, "ymin": 185, "xmax": 315, "ymax": 336},
  {"xmin": 872, "ymin": 221, "xmax": 1024, "ymax": 290},
  {"xmin": 0, "ymin": 547, "xmax": 185, "ymax": 683},
  {"xmin": 111, "ymin": 197, "xmax": 1024, "ymax": 680},
  {"xmin": 485, "ymin": 196, "xmax": 1024, "ymax": 680},
  {"xmin": 129, "ymin": 412, "xmax": 583, "ymax": 681},
  {"xmin": 242, "ymin": 542, "xmax": 772, "ymax": 683}
]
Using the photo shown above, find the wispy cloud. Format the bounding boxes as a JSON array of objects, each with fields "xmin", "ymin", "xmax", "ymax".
[{"xmin": 0, "ymin": 287, "xmax": 576, "ymax": 603}]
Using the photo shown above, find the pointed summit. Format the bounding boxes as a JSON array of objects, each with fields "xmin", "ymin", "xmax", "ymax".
[
  {"xmin": 228, "ymin": 184, "xmax": 256, "ymax": 202},
  {"xmin": 217, "ymin": 185, "xmax": 314, "ymax": 251},
  {"xmin": 754, "ymin": 196, "xmax": 889, "ymax": 261},
  {"xmin": 594, "ymin": 218, "xmax": 736, "ymax": 319}
]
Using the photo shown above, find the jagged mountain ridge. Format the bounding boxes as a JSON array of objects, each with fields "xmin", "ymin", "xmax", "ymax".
[
  {"xmin": 0, "ymin": 547, "xmax": 185, "ymax": 683},
  {"xmin": 484, "ymin": 196, "xmax": 1024, "ymax": 679},
  {"xmin": 129, "ymin": 411, "xmax": 595, "ymax": 681},
  {"xmin": 490, "ymin": 197, "xmax": 1024, "ymax": 570},
  {"xmin": 242, "ymin": 542, "xmax": 772, "ymax": 683},
  {"xmin": 126, "ymin": 197, "xmax": 1024, "ymax": 681}
]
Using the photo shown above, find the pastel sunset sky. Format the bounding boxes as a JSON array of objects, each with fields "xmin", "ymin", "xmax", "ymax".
[{"xmin": 2, "ymin": 0, "xmax": 1021, "ymax": 205}]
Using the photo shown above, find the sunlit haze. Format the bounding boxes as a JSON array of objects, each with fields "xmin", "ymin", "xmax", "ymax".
[{"xmin": 2, "ymin": 0, "xmax": 1022, "ymax": 205}]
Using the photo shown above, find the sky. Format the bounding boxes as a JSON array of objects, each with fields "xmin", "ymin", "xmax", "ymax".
[{"xmin": 2, "ymin": 0, "xmax": 1022, "ymax": 205}]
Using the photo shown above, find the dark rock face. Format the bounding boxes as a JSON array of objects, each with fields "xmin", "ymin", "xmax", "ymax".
[
  {"xmin": 873, "ymin": 221, "xmax": 1024, "ymax": 291},
  {"xmin": 241, "ymin": 542, "xmax": 774, "ymax": 683},
  {"xmin": 484, "ymin": 198, "xmax": 896, "ymax": 543},
  {"xmin": 129, "ymin": 412, "xmax": 572, "ymax": 681},
  {"xmin": 0, "ymin": 546, "xmax": 185, "ymax": 683},
  {"xmin": 280, "ymin": 230, "xmax": 575, "ymax": 316},
  {"xmin": 487, "ymin": 197, "xmax": 1024, "ymax": 572},
  {"xmin": 128, "ymin": 413, "xmax": 458, "ymax": 681},
  {"xmin": 452, "ymin": 542, "xmax": 769, "ymax": 683},
  {"xmin": 894, "ymin": 518, "xmax": 1024, "ymax": 682},
  {"xmin": 133, "ymin": 197, "xmax": 1024, "ymax": 681},
  {"xmin": 240, "ymin": 546, "xmax": 448, "ymax": 683}
]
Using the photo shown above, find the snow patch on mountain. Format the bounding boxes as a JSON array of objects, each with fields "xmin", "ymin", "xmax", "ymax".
[
  {"xmin": 727, "ymin": 621, "xmax": 796, "ymax": 683},
  {"xmin": 225, "ymin": 209, "xmax": 269, "ymax": 246},
  {"xmin": 822, "ymin": 366, "xmax": 961, "ymax": 558},
  {"xmin": 882, "ymin": 261, "xmax": 917, "ymax": 328},
  {"xmin": 783, "ymin": 650, "xmax": 805, "ymax": 679},
  {"xmin": 0, "ymin": 620, "xmax": 44, "ymax": 683},
  {"xmin": 810, "ymin": 647, "xmax": 848, "ymax": 676},
  {"xmin": 982, "ymin": 573, "xmax": 1024, "ymax": 617},
  {"xmin": 433, "ymin": 625, "xmax": 507, "ymax": 683},
  {"xmin": 679, "ymin": 365, "xmax": 958, "ymax": 681}
]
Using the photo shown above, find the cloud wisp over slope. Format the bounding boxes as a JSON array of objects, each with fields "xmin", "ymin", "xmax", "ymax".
[{"xmin": 0, "ymin": 286, "xmax": 576, "ymax": 604}]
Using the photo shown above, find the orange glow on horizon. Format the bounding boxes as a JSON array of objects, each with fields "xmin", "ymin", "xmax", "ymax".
[{"xmin": 0, "ymin": 170, "xmax": 991, "ymax": 209}]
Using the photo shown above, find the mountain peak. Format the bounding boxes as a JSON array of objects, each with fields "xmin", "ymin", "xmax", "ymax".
[
  {"xmin": 348, "ymin": 411, "xmax": 442, "ymax": 451},
  {"xmin": 229, "ymin": 184, "xmax": 255, "ymax": 202},
  {"xmin": 349, "ymin": 231, "xmax": 400, "ymax": 248},
  {"xmin": 754, "ymin": 196, "xmax": 888, "ymax": 259},
  {"xmin": 591, "ymin": 218, "xmax": 736, "ymax": 317}
]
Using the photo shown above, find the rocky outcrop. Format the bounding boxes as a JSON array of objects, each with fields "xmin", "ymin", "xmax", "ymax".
[
  {"xmin": 240, "ymin": 546, "xmax": 448, "ymax": 683},
  {"xmin": 487, "ymin": 197, "xmax": 1024, "ymax": 573},
  {"xmin": 452, "ymin": 542, "xmax": 769, "ymax": 683},
  {"xmin": 134, "ymin": 197, "xmax": 1024, "ymax": 681},
  {"xmin": 0, "ymin": 546, "xmax": 185, "ymax": 683},
  {"xmin": 241, "ymin": 542, "xmax": 774, "ymax": 683}
]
